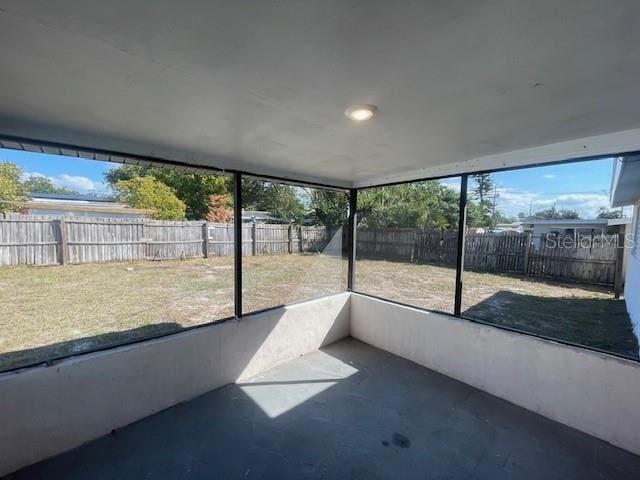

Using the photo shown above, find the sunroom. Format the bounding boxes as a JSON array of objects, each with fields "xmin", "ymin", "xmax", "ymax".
[{"xmin": 1, "ymin": 1, "xmax": 640, "ymax": 478}]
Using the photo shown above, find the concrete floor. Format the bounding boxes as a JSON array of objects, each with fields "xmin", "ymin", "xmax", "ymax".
[{"xmin": 6, "ymin": 338, "xmax": 640, "ymax": 479}]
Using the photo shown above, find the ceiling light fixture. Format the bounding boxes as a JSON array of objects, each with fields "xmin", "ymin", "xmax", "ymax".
[{"xmin": 345, "ymin": 104, "xmax": 377, "ymax": 122}]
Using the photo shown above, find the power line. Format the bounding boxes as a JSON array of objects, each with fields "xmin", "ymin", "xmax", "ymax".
[
  {"xmin": 517, "ymin": 190, "xmax": 609, "ymax": 195},
  {"xmin": 496, "ymin": 189, "xmax": 609, "ymax": 195}
]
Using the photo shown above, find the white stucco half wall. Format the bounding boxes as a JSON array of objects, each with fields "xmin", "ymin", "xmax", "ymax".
[
  {"xmin": 3, "ymin": 289, "xmax": 640, "ymax": 475},
  {"xmin": 625, "ymin": 202, "xmax": 640, "ymax": 343},
  {"xmin": 350, "ymin": 293, "xmax": 640, "ymax": 456},
  {"xmin": 0, "ymin": 292, "xmax": 350, "ymax": 477}
]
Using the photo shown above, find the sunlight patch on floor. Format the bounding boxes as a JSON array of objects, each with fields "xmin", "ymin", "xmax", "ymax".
[{"xmin": 238, "ymin": 351, "xmax": 358, "ymax": 418}]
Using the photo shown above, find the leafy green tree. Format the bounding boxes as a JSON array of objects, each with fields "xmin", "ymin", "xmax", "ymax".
[
  {"xmin": 115, "ymin": 176, "xmax": 186, "ymax": 220},
  {"xmin": 357, "ymin": 181, "xmax": 460, "ymax": 230},
  {"xmin": 596, "ymin": 207, "xmax": 623, "ymax": 219},
  {"xmin": 241, "ymin": 178, "xmax": 306, "ymax": 223},
  {"xmin": 306, "ymin": 190, "xmax": 349, "ymax": 228},
  {"xmin": 22, "ymin": 175, "xmax": 77, "ymax": 195},
  {"xmin": 105, "ymin": 165, "xmax": 230, "ymax": 220},
  {"xmin": 103, "ymin": 165, "xmax": 143, "ymax": 185},
  {"xmin": 533, "ymin": 205, "xmax": 580, "ymax": 220},
  {"xmin": 466, "ymin": 200, "xmax": 490, "ymax": 228},
  {"xmin": 0, "ymin": 162, "xmax": 25, "ymax": 213}
]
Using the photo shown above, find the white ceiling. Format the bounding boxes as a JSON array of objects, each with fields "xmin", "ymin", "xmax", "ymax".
[{"xmin": 1, "ymin": 0, "xmax": 639, "ymax": 187}]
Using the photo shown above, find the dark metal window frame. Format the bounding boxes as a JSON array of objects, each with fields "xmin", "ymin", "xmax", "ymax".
[
  {"xmin": 0, "ymin": 135, "xmax": 350, "ymax": 374},
  {"xmin": 1, "ymin": 133, "xmax": 638, "ymax": 373},
  {"xmin": 351, "ymin": 153, "xmax": 640, "ymax": 363},
  {"xmin": 237, "ymin": 174, "xmax": 350, "ymax": 317}
]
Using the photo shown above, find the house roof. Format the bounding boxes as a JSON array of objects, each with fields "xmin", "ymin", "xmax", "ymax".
[
  {"xmin": 28, "ymin": 192, "xmax": 117, "ymax": 203},
  {"xmin": 23, "ymin": 193, "xmax": 153, "ymax": 215},
  {"xmin": 498, "ymin": 218, "xmax": 631, "ymax": 229},
  {"xmin": 241, "ymin": 210, "xmax": 285, "ymax": 223},
  {"xmin": 1, "ymin": 2, "xmax": 640, "ymax": 187},
  {"xmin": 610, "ymin": 156, "xmax": 640, "ymax": 207},
  {"xmin": 520, "ymin": 219, "xmax": 609, "ymax": 226},
  {"xmin": 22, "ymin": 201, "xmax": 153, "ymax": 215}
]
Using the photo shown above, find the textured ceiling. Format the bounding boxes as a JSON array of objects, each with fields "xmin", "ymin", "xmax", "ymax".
[{"xmin": 1, "ymin": 0, "xmax": 639, "ymax": 187}]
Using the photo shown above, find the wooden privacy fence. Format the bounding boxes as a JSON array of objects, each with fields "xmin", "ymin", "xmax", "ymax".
[
  {"xmin": 0, "ymin": 214, "xmax": 339, "ymax": 266},
  {"xmin": 357, "ymin": 228, "xmax": 622, "ymax": 287},
  {"xmin": 0, "ymin": 214, "xmax": 621, "ymax": 287}
]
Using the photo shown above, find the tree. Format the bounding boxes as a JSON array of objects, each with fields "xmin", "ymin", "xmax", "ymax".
[
  {"xmin": 115, "ymin": 176, "xmax": 186, "ymax": 220},
  {"xmin": 472, "ymin": 174, "xmax": 494, "ymax": 206},
  {"xmin": 0, "ymin": 162, "xmax": 25, "ymax": 213},
  {"xmin": 22, "ymin": 175, "xmax": 77, "ymax": 195},
  {"xmin": 471, "ymin": 173, "xmax": 497, "ymax": 227},
  {"xmin": 307, "ymin": 190, "xmax": 349, "ymax": 228},
  {"xmin": 105, "ymin": 166, "xmax": 230, "ymax": 220},
  {"xmin": 357, "ymin": 181, "xmax": 460, "ymax": 230},
  {"xmin": 532, "ymin": 205, "xmax": 580, "ymax": 220},
  {"xmin": 466, "ymin": 200, "xmax": 489, "ymax": 228},
  {"xmin": 241, "ymin": 179, "xmax": 306, "ymax": 223},
  {"xmin": 206, "ymin": 194, "xmax": 233, "ymax": 222},
  {"xmin": 596, "ymin": 207, "xmax": 623, "ymax": 219}
]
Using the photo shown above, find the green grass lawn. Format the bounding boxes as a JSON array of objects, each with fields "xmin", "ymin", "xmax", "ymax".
[{"xmin": 0, "ymin": 255, "xmax": 636, "ymax": 371}]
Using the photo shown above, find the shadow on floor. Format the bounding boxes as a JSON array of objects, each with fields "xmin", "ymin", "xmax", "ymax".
[
  {"xmin": 463, "ymin": 291, "xmax": 639, "ymax": 358},
  {"xmin": 6, "ymin": 338, "xmax": 640, "ymax": 480},
  {"xmin": 0, "ymin": 323, "xmax": 183, "ymax": 372}
]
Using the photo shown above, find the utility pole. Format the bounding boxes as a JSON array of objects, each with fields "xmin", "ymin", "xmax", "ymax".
[{"xmin": 491, "ymin": 187, "xmax": 498, "ymax": 219}]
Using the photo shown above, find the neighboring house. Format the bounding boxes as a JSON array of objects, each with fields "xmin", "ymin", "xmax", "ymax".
[
  {"xmin": 241, "ymin": 210, "xmax": 286, "ymax": 224},
  {"xmin": 21, "ymin": 192, "xmax": 153, "ymax": 219},
  {"xmin": 495, "ymin": 218, "xmax": 631, "ymax": 247},
  {"xmin": 610, "ymin": 155, "xmax": 640, "ymax": 339}
]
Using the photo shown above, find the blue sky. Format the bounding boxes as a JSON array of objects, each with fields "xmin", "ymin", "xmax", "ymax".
[
  {"xmin": 480, "ymin": 159, "xmax": 616, "ymax": 218},
  {"xmin": 0, "ymin": 148, "xmax": 112, "ymax": 195},
  {"xmin": 1, "ymin": 148, "xmax": 623, "ymax": 219},
  {"xmin": 440, "ymin": 158, "xmax": 620, "ymax": 219}
]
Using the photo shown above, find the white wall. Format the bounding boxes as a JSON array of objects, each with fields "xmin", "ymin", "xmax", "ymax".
[
  {"xmin": 526, "ymin": 223, "xmax": 607, "ymax": 248},
  {"xmin": 0, "ymin": 293, "xmax": 350, "ymax": 477},
  {"xmin": 350, "ymin": 293, "xmax": 640, "ymax": 456},
  {"xmin": 626, "ymin": 202, "xmax": 640, "ymax": 342}
]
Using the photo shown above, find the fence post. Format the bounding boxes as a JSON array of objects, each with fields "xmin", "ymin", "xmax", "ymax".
[
  {"xmin": 523, "ymin": 232, "xmax": 532, "ymax": 274},
  {"xmin": 288, "ymin": 224, "xmax": 293, "ymax": 254},
  {"xmin": 411, "ymin": 231, "xmax": 416, "ymax": 262},
  {"xmin": 141, "ymin": 221, "xmax": 147, "ymax": 259},
  {"xmin": 252, "ymin": 222, "xmax": 257, "ymax": 256},
  {"xmin": 58, "ymin": 218, "xmax": 69, "ymax": 265},
  {"xmin": 614, "ymin": 230, "xmax": 625, "ymax": 299},
  {"xmin": 202, "ymin": 222, "xmax": 209, "ymax": 258},
  {"xmin": 373, "ymin": 229, "xmax": 378, "ymax": 255}
]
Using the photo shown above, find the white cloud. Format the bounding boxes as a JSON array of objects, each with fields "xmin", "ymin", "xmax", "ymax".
[
  {"xmin": 542, "ymin": 174, "xmax": 557, "ymax": 179},
  {"xmin": 494, "ymin": 188, "xmax": 610, "ymax": 219},
  {"xmin": 55, "ymin": 174, "xmax": 101, "ymax": 192},
  {"xmin": 22, "ymin": 171, "xmax": 106, "ymax": 194}
]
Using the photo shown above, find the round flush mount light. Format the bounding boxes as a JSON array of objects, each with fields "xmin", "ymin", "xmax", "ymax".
[{"xmin": 345, "ymin": 104, "xmax": 377, "ymax": 122}]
